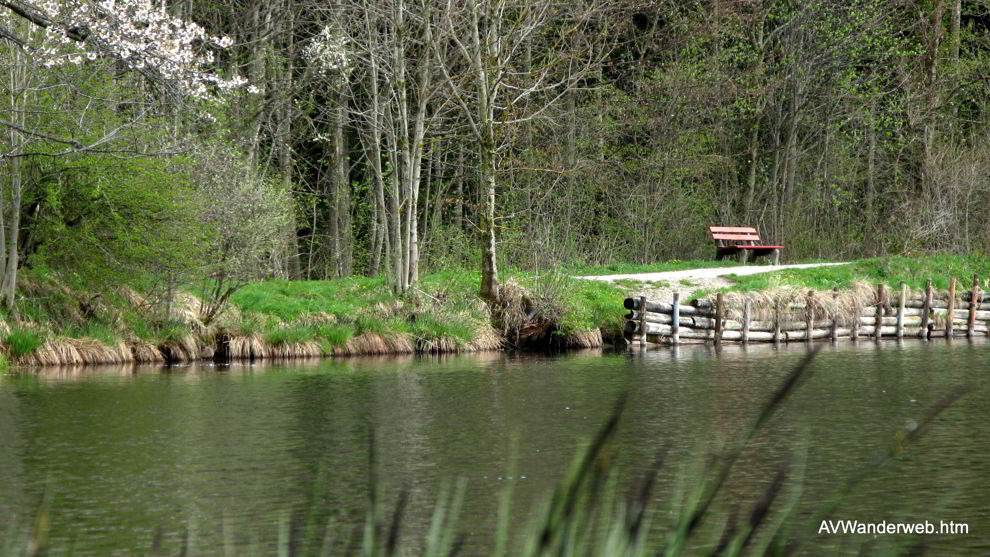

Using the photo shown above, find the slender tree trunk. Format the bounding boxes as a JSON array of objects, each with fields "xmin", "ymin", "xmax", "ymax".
[
  {"xmin": 743, "ymin": 121, "xmax": 759, "ymax": 220},
  {"xmin": 865, "ymin": 100, "xmax": 876, "ymax": 233},
  {"xmin": 385, "ymin": 123, "xmax": 405, "ymax": 293},
  {"xmin": 951, "ymin": 0, "xmax": 961, "ymax": 63},
  {"xmin": 920, "ymin": 1, "xmax": 946, "ymax": 194},
  {"xmin": 1, "ymin": 158, "xmax": 19, "ymax": 309},
  {"xmin": 469, "ymin": 0, "xmax": 499, "ymax": 302},
  {"xmin": 406, "ymin": 6, "xmax": 432, "ymax": 286},
  {"xmin": 279, "ymin": 7, "xmax": 302, "ymax": 279},
  {"xmin": 2, "ymin": 47, "xmax": 25, "ymax": 310},
  {"xmin": 392, "ymin": 0, "xmax": 411, "ymax": 292},
  {"xmin": 331, "ymin": 85, "xmax": 352, "ymax": 277}
]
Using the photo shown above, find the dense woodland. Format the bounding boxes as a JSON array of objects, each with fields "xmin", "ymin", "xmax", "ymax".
[{"xmin": 2, "ymin": 0, "xmax": 990, "ymax": 308}]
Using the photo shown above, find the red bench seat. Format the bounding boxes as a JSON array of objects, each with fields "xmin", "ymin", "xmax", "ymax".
[{"xmin": 708, "ymin": 226, "xmax": 783, "ymax": 264}]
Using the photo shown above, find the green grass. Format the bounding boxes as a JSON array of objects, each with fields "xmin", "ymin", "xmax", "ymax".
[
  {"xmin": 262, "ymin": 322, "xmax": 357, "ymax": 354},
  {"xmin": 231, "ymin": 276, "xmax": 396, "ymax": 322},
  {"xmin": 233, "ymin": 269, "xmax": 629, "ymax": 344},
  {"xmin": 5, "ymin": 327, "xmax": 44, "ymax": 357},
  {"xmin": 409, "ymin": 314, "xmax": 476, "ymax": 343},
  {"xmin": 62, "ymin": 321, "xmax": 119, "ymax": 345},
  {"xmin": 699, "ymin": 254, "xmax": 990, "ymax": 297},
  {"xmin": 521, "ymin": 275, "xmax": 627, "ymax": 338},
  {"xmin": 124, "ymin": 312, "xmax": 188, "ymax": 344},
  {"xmin": 564, "ymin": 259, "xmax": 741, "ymax": 276}
]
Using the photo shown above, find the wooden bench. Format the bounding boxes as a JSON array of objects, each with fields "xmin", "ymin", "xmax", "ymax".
[{"xmin": 708, "ymin": 226, "xmax": 782, "ymax": 265}]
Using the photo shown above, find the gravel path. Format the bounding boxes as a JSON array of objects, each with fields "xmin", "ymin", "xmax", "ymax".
[{"xmin": 577, "ymin": 262, "xmax": 850, "ymax": 302}]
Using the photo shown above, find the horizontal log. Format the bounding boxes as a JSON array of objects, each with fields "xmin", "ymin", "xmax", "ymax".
[
  {"xmin": 783, "ymin": 329, "xmax": 833, "ymax": 341},
  {"xmin": 630, "ymin": 321, "xmax": 779, "ymax": 341},
  {"xmin": 904, "ymin": 300, "xmax": 990, "ymax": 311},
  {"xmin": 628, "ymin": 312, "xmax": 832, "ymax": 333},
  {"xmin": 626, "ymin": 310, "xmax": 674, "ymax": 325},
  {"xmin": 624, "ymin": 298, "xmax": 714, "ymax": 316},
  {"xmin": 860, "ymin": 316, "xmax": 922, "ymax": 326},
  {"xmin": 862, "ymin": 307, "xmax": 925, "ymax": 317}
]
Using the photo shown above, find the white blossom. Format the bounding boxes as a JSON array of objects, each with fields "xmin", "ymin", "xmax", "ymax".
[
  {"xmin": 4, "ymin": 0, "xmax": 252, "ymax": 100},
  {"xmin": 304, "ymin": 25, "xmax": 350, "ymax": 77}
]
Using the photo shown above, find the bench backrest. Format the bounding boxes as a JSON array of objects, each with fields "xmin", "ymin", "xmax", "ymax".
[{"xmin": 708, "ymin": 226, "xmax": 760, "ymax": 245}]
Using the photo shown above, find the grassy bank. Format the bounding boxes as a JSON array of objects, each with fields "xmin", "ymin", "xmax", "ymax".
[
  {"xmin": 0, "ymin": 268, "xmax": 630, "ymax": 366},
  {"xmin": 229, "ymin": 269, "xmax": 628, "ymax": 351},
  {"xmin": 7, "ymin": 254, "xmax": 983, "ymax": 366},
  {"xmin": 693, "ymin": 254, "xmax": 990, "ymax": 299}
]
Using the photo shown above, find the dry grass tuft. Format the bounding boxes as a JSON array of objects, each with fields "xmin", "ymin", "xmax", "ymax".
[
  {"xmin": 159, "ymin": 334, "xmax": 202, "ymax": 363},
  {"xmin": 564, "ymin": 329, "xmax": 604, "ymax": 348},
  {"xmin": 469, "ymin": 324, "xmax": 503, "ymax": 351},
  {"xmin": 333, "ymin": 332, "xmax": 415, "ymax": 356},
  {"xmin": 14, "ymin": 338, "xmax": 136, "ymax": 366},
  {"xmin": 717, "ymin": 280, "xmax": 878, "ymax": 326}
]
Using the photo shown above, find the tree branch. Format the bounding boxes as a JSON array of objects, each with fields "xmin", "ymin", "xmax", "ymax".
[{"xmin": 0, "ymin": 118, "xmax": 83, "ymax": 148}]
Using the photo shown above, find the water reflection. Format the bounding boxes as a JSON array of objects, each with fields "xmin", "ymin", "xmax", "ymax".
[{"xmin": 1, "ymin": 341, "xmax": 988, "ymax": 555}]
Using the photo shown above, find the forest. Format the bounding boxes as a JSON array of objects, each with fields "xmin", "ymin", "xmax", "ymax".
[{"xmin": 1, "ymin": 0, "xmax": 989, "ymax": 317}]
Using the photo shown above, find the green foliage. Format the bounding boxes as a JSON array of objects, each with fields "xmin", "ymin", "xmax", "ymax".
[
  {"xmin": 5, "ymin": 328, "xmax": 44, "ymax": 357},
  {"xmin": 30, "ymin": 154, "xmax": 207, "ymax": 293}
]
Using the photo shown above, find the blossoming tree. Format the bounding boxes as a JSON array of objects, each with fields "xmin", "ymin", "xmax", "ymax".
[{"xmin": 0, "ymin": 0, "xmax": 249, "ymax": 309}]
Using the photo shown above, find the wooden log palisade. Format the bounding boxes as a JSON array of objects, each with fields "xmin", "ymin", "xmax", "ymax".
[{"xmin": 623, "ymin": 277, "xmax": 990, "ymax": 345}]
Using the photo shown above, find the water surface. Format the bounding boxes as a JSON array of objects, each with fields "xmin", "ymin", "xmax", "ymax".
[{"xmin": 1, "ymin": 340, "xmax": 987, "ymax": 555}]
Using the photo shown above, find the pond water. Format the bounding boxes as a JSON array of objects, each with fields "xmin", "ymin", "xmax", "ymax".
[{"xmin": 1, "ymin": 340, "xmax": 988, "ymax": 555}]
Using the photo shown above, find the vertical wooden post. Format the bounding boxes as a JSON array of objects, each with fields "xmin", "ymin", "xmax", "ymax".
[
  {"xmin": 896, "ymin": 281, "xmax": 906, "ymax": 338},
  {"xmin": 742, "ymin": 300, "xmax": 751, "ymax": 344},
  {"xmin": 805, "ymin": 290, "xmax": 814, "ymax": 342},
  {"xmin": 946, "ymin": 277, "xmax": 956, "ymax": 338},
  {"xmin": 920, "ymin": 278, "xmax": 932, "ymax": 338},
  {"xmin": 968, "ymin": 274, "xmax": 978, "ymax": 338},
  {"xmin": 831, "ymin": 287, "xmax": 839, "ymax": 342},
  {"xmin": 851, "ymin": 298, "xmax": 860, "ymax": 341},
  {"xmin": 671, "ymin": 292, "xmax": 680, "ymax": 345},
  {"xmin": 639, "ymin": 295, "xmax": 647, "ymax": 347},
  {"xmin": 874, "ymin": 284, "xmax": 884, "ymax": 339},
  {"xmin": 773, "ymin": 301, "xmax": 781, "ymax": 343},
  {"xmin": 714, "ymin": 293, "xmax": 724, "ymax": 344}
]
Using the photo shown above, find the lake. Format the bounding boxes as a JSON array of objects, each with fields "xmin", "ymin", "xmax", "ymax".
[{"xmin": 1, "ymin": 340, "xmax": 987, "ymax": 555}]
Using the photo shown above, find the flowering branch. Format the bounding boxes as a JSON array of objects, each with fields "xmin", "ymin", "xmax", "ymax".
[{"xmin": 0, "ymin": 0, "xmax": 250, "ymax": 100}]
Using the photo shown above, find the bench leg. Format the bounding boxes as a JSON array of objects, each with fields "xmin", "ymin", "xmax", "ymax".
[
  {"xmin": 739, "ymin": 249, "xmax": 749, "ymax": 264},
  {"xmin": 772, "ymin": 249, "xmax": 780, "ymax": 265}
]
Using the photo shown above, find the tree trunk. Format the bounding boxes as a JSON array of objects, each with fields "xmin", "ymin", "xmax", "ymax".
[{"xmin": 470, "ymin": 0, "xmax": 499, "ymax": 302}]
